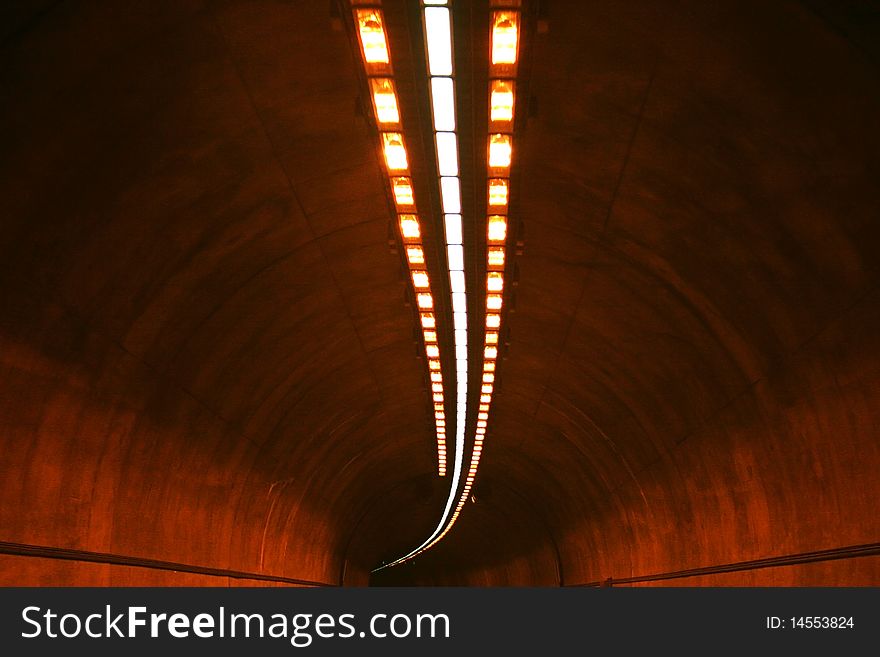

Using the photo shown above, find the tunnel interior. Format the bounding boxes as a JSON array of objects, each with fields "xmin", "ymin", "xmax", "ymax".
[{"xmin": 1, "ymin": 0, "xmax": 879, "ymax": 587}]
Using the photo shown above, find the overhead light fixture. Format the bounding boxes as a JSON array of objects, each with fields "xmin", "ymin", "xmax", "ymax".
[
  {"xmin": 420, "ymin": 313, "xmax": 436, "ymax": 329},
  {"xmin": 436, "ymin": 132, "xmax": 459, "ymax": 176},
  {"xmin": 383, "ymin": 133, "xmax": 408, "ymax": 171},
  {"xmin": 412, "ymin": 270, "xmax": 430, "ymax": 289},
  {"xmin": 489, "ymin": 134, "xmax": 512, "ymax": 169},
  {"xmin": 450, "ymin": 270, "xmax": 466, "ymax": 294},
  {"xmin": 444, "ymin": 214, "xmax": 463, "ymax": 245},
  {"xmin": 371, "ymin": 78, "xmax": 400, "ymax": 124},
  {"xmin": 431, "ymin": 372, "xmax": 443, "ymax": 383},
  {"xmin": 399, "ymin": 215, "xmax": 421, "ymax": 240},
  {"xmin": 393, "ymin": 177, "xmax": 415, "ymax": 207},
  {"xmin": 427, "ymin": 345, "xmax": 440, "ymax": 359},
  {"xmin": 485, "ymin": 331, "xmax": 499, "ymax": 344},
  {"xmin": 487, "ymin": 294, "xmax": 503, "ymax": 310},
  {"xmin": 488, "ymin": 179, "xmax": 508, "ymax": 207},
  {"xmin": 487, "ymin": 246, "xmax": 506, "ymax": 267},
  {"xmin": 447, "ymin": 244, "xmax": 464, "ymax": 271},
  {"xmin": 486, "ymin": 314, "xmax": 501, "ymax": 328},
  {"xmin": 357, "ymin": 9, "xmax": 390, "ymax": 64},
  {"xmin": 488, "ymin": 215, "xmax": 507, "ymax": 242},
  {"xmin": 487, "ymin": 272, "xmax": 504, "ymax": 292},
  {"xmin": 441, "ymin": 176, "xmax": 461, "ymax": 213},
  {"xmin": 430, "ymin": 77, "xmax": 456, "ymax": 131},
  {"xmin": 424, "ymin": 330, "xmax": 438, "ymax": 343},
  {"xmin": 417, "ymin": 293, "xmax": 434, "ymax": 309},
  {"xmin": 491, "ymin": 11, "xmax": 518, "ymax": 65},
  {"xmin": 406, "ymin": 245, "xmax": 425, "ymax": 265},
  {"xmin": 490, "ymin": 80, "xmax": 515, "ymax": 122},
  {"xmin": 424, "ymin": 7, "xmax": 453, "ymax": 76}
]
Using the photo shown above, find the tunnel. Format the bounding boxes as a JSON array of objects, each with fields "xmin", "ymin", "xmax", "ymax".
[{"xmin": 1, "ymin": 0, "xmax": 879, "ymax": 588}]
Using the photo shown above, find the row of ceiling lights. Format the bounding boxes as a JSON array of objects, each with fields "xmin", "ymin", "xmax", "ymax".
[
  {"xmin": 353, "ymin": 3, "xmax": 453, "ymax": 478},
  {"xmin": 352, "ymin": 0, "xmax": 521, "ymax": 568}
]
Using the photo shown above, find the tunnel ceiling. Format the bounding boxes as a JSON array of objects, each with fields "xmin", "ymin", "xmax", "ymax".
[{"xmin": 1, "ymin": 0, "xmax": 879, "ymax": 587}]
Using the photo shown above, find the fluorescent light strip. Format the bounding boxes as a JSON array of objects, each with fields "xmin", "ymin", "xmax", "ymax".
[
  {"xmin": 352, "ymin": 4, "xmax": 452, "ymax": 479},
  {"xmin": 424, "ymin": 7, "xmax": 453, "ymax": 76},
  {"xmin": 374, "ymin": 0, "xmax": 467, "ymax": 571}
]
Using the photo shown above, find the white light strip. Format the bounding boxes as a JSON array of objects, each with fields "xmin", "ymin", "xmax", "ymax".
[
  {"xmin": 435, "ymin": 132, "xmax": 459, "ymax": 176},
  {"xmin": 430, "ymin": 78, "xmax": 456, "ymax": 131},
  {"xmin": 424, "ymin": 7, "xmax": 453, "ymax": 76}
]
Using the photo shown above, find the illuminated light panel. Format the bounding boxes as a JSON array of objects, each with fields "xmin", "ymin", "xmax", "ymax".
[
  {"xmin": 485, "ymin": 331, "xmax": 499, "ymax": 345},
  {"xmin": 487, "ymin": 272, "xmax": 504, "ymax": 292},
  {"xmin": 427, "ymin": 345, "xmax": 440, "ymax": 358},
  {"xmin": 393, "ymin": 177, "xmax": 415, "ymax": 207},
  {"xmin": 383, "ymin": 133, "xmax": 408, "ymax": 170},
  {"xmin": 487, "ymin": 294, "xmax": 503, "ymax": 310},
  {"xmin": 486, "ymin": 314, "xmax": 501, "ymax": 329},
  {"xmin": 483, "ymin": 371, "xmax": 495, "ymax": 383},
  {"xmin": 478, "ymin": 412, "xmax": 488, "ymax": 421},
  {"xmin": 424, "ymin": 7, "xmax": 453, "ymax": 76},
  {"xmin": 433, "ymin": 392, "xmax": 444, "ymax": 403},
  {"xmin": 371, "ymin": 78, "xmax": 400, "ymax": 124},
  {"xmin": 424, "ymin": 330, "xmax": 438, "ymax": 343},
  {"xmin": 489, "ymin": 134, "xmax": 512, "ymax": 169},
  {"xmin": 431, "ymin": 372, "xmax": 443, "ymax": 383},
  {"xmin": 441, "ymin": 176, "xmax": 461, "ymax": 213},
  {"xmin": 490, "ymin": 80, "xmax": 515, "ymax": 122},
  {"xmin": 406, "ymin": 245, "xmax": 425, "ymax": 266},
  {"xmin": 429, "ymin": 361, "xmax": 442, "ymax": 373},
  {"xmin": 436, "ymin": 132, "xmax": 459, "ymax": 176},
  {"xmin": 481, "ymin": 383, "xmax": 494, "ymax": 394},
  {"xmin": 356, "ymin": 9, "xmax": 390, "ymax": 64},
  {"xmin": 400, "ymin": 214, "xmax": 420, "ymax": 240},
  {"xmin": 420, "ymin": 313, "xmax": 436, "ymax": 329},
  {"xmin": 450, "ymin": 270, "xmax": 466, "ymax": 294},
  {"xmin": 491, "ymin": 11, "xmax": 519, "ymax": 65},
  {"xmin": 488, "ymin": 179, "xmax": 509, "ymax": 207},
  {"xmin": 480, "ymin": 394, "xmax": 492, "ymax": 404},
  {"xmin": 447, "ymin": 244, "xmax": 464, "ymax": 271},
  {"xmin": 432, "ymin": 382, "xmax": 444, "ymax": 393},
  {"xmin": 479, "ymin": 403, "xmax": 490, "ymax": 412},
  {"xmin": 488, "ymin": 246, "xmax": 506, "ymax": 267},
  {"xmin": 488, "ymin": 215, "xmax": 507, "ymax": 242},
  {"xmin": 417, "ymin": 293, "xmax": 434, "ymax": 309},
  {"xmin": 444, "ymin": 214, "xmax": 463, "ymax": 245},
  {"xmin": 412, "ymin": 270, "xmax": 430, "ymax": 289},
  {"xmin": 430, "ymin": 77, "xmax": 456, "ymax": 131},
  {"xmin": 485, "ymin": 345, "xmax": 498, "ymax": 359}
]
